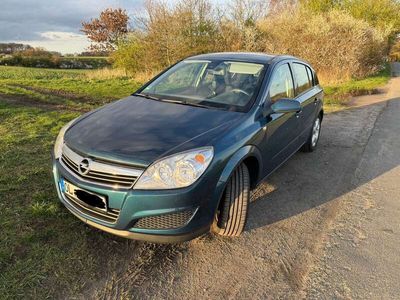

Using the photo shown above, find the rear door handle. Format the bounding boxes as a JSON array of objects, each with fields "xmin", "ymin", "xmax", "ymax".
[{"xmin": 314, "ymin": 98, "xmax": 318, "ymax": 105}]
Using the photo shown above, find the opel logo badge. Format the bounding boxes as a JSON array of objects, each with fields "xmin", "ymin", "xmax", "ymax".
[{"xmin": 78, "ymin": 158, "xmax": 91, "ymax": 175}]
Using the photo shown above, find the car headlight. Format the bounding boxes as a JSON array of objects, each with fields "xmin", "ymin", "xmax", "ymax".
[
  {"xmin": 133, "ymin": 147, "xmax": 214, "ymax": 190},
  {"xmin": 53, "ymin": 119, "xmax": 77, "ymax": 159}
]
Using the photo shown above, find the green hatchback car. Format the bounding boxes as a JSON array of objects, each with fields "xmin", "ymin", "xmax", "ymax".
[{"xmin": 52, "ymin": 52, "xmax": 323, "ymax": 243}]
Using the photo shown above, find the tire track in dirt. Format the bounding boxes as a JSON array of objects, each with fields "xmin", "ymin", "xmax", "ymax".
[{"xmin": 0, "ymin": 94, "xmax": 88, "ymax": 112}]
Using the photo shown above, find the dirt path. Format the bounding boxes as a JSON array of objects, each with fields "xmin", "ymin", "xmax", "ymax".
[
  {"xmin": 304, "ymin": 76, "xmax": 400, "ymax": 299},
  {"xmin": 83, "ymin": 77, "xmax": 400, "ymax": 298}
]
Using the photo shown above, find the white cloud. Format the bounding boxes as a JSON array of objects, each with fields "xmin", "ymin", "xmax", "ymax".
[
  {"xmin": 0, "ymin": 0, "xmax": 145, "ymax": 53},
  {"xmin": 17, "ymin": 31, "xmax": 91, "ymax": 54},
  {"xmin": 40, "ymin": 31, "xmax": 86, "ymax": 41}
]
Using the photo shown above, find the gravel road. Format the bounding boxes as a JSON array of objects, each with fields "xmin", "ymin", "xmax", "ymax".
[{"xmin": 90, "ymin": 70, "xmax": 400, "ymax": 299}]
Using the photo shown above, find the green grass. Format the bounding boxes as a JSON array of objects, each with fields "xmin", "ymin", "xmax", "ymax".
[
  {"xmin": 323, "ymin": 65, "xmax": 391, "ymax": 107},
  {"xmin": 0, "ymin": 66, "xmax": 139, "ymax": 110},
  {"xmin": 0, "ymin": 66, "xmax": 142, "ymax": 299},
  {"xmin": 0, "ymin": 102, "xmax": 139, "ymax": 299}
]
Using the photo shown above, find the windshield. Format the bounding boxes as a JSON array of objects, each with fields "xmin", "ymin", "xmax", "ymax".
[{"xmin": 139, "ymin": 59, "xmax": 266, "ymax": 112}]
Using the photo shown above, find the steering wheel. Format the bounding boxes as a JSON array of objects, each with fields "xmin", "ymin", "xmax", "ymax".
[{"xmin": 231, "ymin": 89, "xmax": 250, "ymax": 97}]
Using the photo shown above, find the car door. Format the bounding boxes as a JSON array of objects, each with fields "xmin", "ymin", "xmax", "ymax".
[
  {"xmin": 259, "ymin": 62, "xmax": 301, "ymax": 176},
  {"xmin": 290, "ymin": 62, "xmax": 322, "ymax": 142}
]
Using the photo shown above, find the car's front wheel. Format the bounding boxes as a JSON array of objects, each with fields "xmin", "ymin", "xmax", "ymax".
[{"xmin": 212, "ymin": 163, "xmax": 250, "ymax": 237}]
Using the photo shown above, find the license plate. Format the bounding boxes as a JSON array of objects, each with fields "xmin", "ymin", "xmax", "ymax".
[{"xmin": 59, "ymin": 178, "xmax": 108, "ymax": 212}]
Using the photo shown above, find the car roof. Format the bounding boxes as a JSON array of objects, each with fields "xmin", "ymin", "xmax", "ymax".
[{"xmin": 186, "ymin": 52, "xmax": 296, "ymax": 64}]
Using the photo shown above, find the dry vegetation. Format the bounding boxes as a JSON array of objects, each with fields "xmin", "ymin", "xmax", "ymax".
[
  {"xmin": 110, "ymin": 0, "xmax": 400, "ymax": 85},
  {"xmin": 259, "ymin": 9, "xmax": 388, "ymax": 83}
]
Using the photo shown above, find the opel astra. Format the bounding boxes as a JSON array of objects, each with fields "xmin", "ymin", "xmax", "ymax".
[{"xmin": 52, "ymin": 52, "xmax": 323, "ymax": 242}]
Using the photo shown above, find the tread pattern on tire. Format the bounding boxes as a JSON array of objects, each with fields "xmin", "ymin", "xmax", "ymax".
[
  {"xmin": 302, "ymin": 115, "xmax": 321, "ymax": 152},
  {"xmin": 214, "ymin": 163, "xmax": 250, "ymax": 237}
]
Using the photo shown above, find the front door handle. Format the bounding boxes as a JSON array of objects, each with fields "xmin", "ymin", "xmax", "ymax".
[{"xmin": 295, "ymin": 109, "xmax": 302, "ymax": 118}]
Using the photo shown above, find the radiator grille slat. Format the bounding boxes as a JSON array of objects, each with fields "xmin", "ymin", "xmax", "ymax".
[{"xmin": 60, "ymin": 144, "xmax": 143, "ymax": 189}]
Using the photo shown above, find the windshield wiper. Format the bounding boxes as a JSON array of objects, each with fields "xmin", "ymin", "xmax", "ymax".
[
  {"xmin": 135, "ymin": 93, "xmax": 213, "ymax": 109},
  {"xmin": 161, "ymin": 98, "xmax": 213, "ymax": 109},
  {"xmin": 134, "ymin": 93, "xmax": 162, "ymax": 101}
]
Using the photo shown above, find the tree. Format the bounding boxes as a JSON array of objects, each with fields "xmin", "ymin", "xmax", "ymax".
[
  {"xmin": 0, "ymin": 43, "xmax": 33, "ymax": 54},
  {"xmin": 81, "ymin": 8, "xmax": 129, "ymax": 52}
]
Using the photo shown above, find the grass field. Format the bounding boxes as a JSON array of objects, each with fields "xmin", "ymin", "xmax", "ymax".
[
  {"xmin": 0, "ymin": 65, "xmax": 391, "ymax": 298},
  {"xmin": 0, "ymin": 66, "xmax": 142, "ymax": 299},
  {"xmin": 323, "ymin": 65, "xmax": 391, "ymax": 107},
  {"xmin": 0, "ymin": 66, "xmax": 139, "ymax": 111}
]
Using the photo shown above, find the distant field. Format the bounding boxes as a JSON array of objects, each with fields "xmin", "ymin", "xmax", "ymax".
[
  {"xmin": 0, "ymin": 66, "xmax": 140, "ymax": 111},
  {"xmin": 0, "ymin": 64, "xmax": 391, "ymax": 110}
]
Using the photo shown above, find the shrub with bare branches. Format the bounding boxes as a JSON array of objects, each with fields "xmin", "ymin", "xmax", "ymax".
[{"xmin": 94, "ymin": 0, "xmax": 396, "ymax": 83}]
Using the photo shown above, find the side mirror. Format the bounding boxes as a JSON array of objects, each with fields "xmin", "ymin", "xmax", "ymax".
[{"xmin": 270, "ymin": 98, "xmax": 301, "ymax": 114}]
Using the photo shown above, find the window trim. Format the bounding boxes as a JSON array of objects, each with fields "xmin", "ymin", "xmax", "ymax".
[{"xmin": 306, "ymin": 65, "xmax": 314, "ymax": 86}]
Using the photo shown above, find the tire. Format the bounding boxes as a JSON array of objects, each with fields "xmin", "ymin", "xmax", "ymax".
[
  {"xmin": 212, "ymin": 163, "xmax": 250, "ymax": 237},
  {"xmin": 301, "ymin": 116, "xmax": 321, "ymax": 152}
]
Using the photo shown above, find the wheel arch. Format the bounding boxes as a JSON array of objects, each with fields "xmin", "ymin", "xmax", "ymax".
[
  {"xmin": 319, "ymin": 108, "xmax": 324, "ymax": 121},
  {"xmin": 210, "ymin": 145, "xmax": 262, "ymax": 228},
  {"xmin": 217, "ymin": 145, "xmax": 263, "ymax": 189}
]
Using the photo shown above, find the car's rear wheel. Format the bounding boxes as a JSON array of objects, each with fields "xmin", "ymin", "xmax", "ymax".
[
  {"xmin": 212, "ymin": 163, "xmax": 250, "ymax": 237},
  {"xmin": 302, "ymin": 116, "xmax": 321, "ymax": 152}
]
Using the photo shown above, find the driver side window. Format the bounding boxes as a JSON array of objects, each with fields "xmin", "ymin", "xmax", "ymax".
[{"xmin": 269, "ymin": 64, "xmax": 294, "ymax": 103}]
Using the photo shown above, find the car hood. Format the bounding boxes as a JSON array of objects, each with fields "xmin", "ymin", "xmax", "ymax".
[{"xmin": 64, "ymin": 95, "xmax": 243, "ymax": 167}]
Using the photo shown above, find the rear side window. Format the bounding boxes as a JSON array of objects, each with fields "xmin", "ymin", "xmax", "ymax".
[
  {"xmin": 269, "ymin": 63, "xmax": 294, "ymax": 103},
  {"xmin": 293, "ymin": 63, "xmax": 312, "ymax": 94}
]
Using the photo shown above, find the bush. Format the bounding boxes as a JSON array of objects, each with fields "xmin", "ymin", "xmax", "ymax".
[
  {"xmin": 110, "ymin": 35, "xmax": 145, "ymax": 74},
  {"xmin": 258, "ymin": 9, "xmax": 389, "ymax": 83},
  {"xmin": 133, "ymin": 0, "xmax": 221, "ymax": 70},
  {"xmin": 301, "ymin": 0, "xmax": 400, "ymax": 34},
  {"xmin": 389, "ymin": 40, "xmax": 400, "ymax": 61},
  {"xmin": 0, "ymin": 55, "xmax": 110, "ymax": 69},
  {"xmin": 109, "ymin": 0, "xmax": 394, "ymax": 84}
]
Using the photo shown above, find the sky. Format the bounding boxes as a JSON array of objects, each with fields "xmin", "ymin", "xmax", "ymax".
[{"xmin": 0, "ymin": 0, "xmax": 146, "ymax": 54}]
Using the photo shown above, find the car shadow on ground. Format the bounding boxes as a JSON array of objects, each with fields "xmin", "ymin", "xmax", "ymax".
[
  {"xmin": 246, "ymin": 98, "xmax": 399, "ymax": 232},
  {"xmin": 74, "ymin": 98, "xmax": 399, "ymax": 298}
]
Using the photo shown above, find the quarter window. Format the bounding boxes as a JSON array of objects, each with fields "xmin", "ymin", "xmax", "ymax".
[
  {"xmin": 269, "ymin": 64, "xmax": 294, "ymax": 103},
  {"xmin": 293, "ymin": 63, "xmax": 312, "ymax": 94}
]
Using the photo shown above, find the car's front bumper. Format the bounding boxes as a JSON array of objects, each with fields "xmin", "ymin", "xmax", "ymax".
[{"xmin": 52, "ymin": 158, "xmax": 220, "ymax": 243}]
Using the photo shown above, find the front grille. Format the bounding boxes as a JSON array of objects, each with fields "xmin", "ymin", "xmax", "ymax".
[
  {"xmin": 134, "ymin": 209, "xmax": 196, "ymax": 230},
  {"xmin": 60, "ymin": 144, "xmax": 143, "ymax": 189},
  {"xmin": 64, "ymin": 192, "xmax": 120, "ymax": 223}
]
